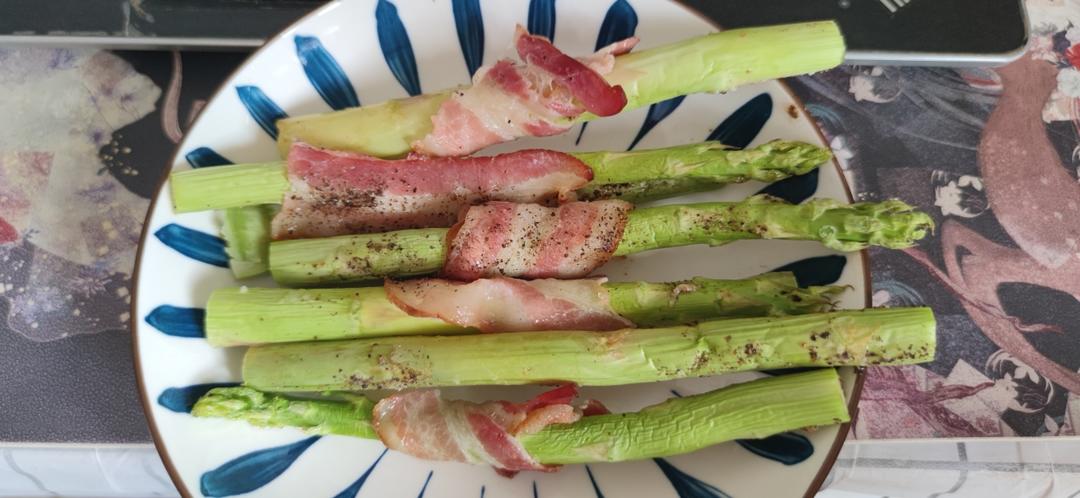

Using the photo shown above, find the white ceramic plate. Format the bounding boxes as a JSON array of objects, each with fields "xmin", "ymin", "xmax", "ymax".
[{"xmin": 132, "ymin": 1, "xmax": 868, "ymax": 497}]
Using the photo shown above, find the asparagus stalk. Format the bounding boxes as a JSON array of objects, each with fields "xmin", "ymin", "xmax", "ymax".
[
  {"xmin": 274, "ymin": 22, "xmax": 846, "ymax": 157},
  {"xmin": 604, "ymin": 274, "xmax": 843, "ymax": 327},
  {"xmin": 221, "ymin": 205, "xmax": 278, "ymax": 279},
  {"xmin": 521, "ymin": 368, "xmax": 849, "ymax": 463},
  {"xmin": 205, "ymin": 273, "xmax": 844, "ymax": 346},
  {"xmin": 242, "ymin": 307, "xmax": 936, "ymax": 391},
  {"xmin": 269, "ymin": 196, "xmax": 933, "ymax": 286},
  {"xmin": 170, "ymin": 140, "xmax": 830, "ymax": 213},
  {"xmin": 573, "ymin": 141, "xmax": 830, "ymax": 203},
  {"xmin": 193, "ymin": 387, "xmax": 378, "ymax": 439},
  {"xmin": 173, "ymin": 162, "xmax": 289, "ymax": 215},
  {"xmin": 193, "ymin": 369, "xmax": 849, "ymax": 464}
]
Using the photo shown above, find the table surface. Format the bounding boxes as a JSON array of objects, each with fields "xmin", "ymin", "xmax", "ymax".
[
  {"xmin": 0, "ymin": 0, "xmax": 1078, "ymax": 493},
  {"xmin": 0, "ymin": 0, "xmax": 1029, "ymax": 65}
]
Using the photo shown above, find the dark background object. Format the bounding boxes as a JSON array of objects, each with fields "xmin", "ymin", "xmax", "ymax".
[{"xmin": 0, "ymin": 0, "xmax": 1028, "ymax": 65}]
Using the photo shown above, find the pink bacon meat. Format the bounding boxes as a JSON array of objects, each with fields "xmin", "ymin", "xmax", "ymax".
[
  {"xmin": 271, "ymin": 143, "xmax": 592, "ymax": 239},
  {"xmin": 442, "ymin": 200, "xmax": 633, "ymax": 280},
  {"xmin": 385, "ymin": 276, "xmax": 633, "ymax": 332},
  {"xmin": 413, "ymin": 26, "xmax": 638, "ymax": 156},
  {"xmin": 373, "ymin": 384, "xmax": 601, "ymax": 474}
]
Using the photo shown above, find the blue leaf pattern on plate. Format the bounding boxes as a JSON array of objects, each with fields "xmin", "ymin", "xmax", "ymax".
[
  {"xmin": 479, "ymin": 485, "xmax": 486, "ymax": 498},
  {"xmin": 532, "ymin": 480, "xmax": 539, "ymax": 498},
  {"xmin": 184, "ymin": 147, "xmax": 233, "ymax": 168},
  {"xmin": 154, "ymin": 224, "xmax": 228, "ymax": 267},
  {"xmin": 577, "ymin": 0, "xmax": 638, "ymax": 145},
  {"xmin": 594, "ymin": 0, "xmax": 637, "ymax": 51},
  {"xmin": 145, "ymin": 305, "xmax": 205, "ymax": 338},
  {"xmin": 376, "ymin": 0, "xmax": 422, "ymax": 96},
  {"xmin": 333, "ymin": 449, "xmax": 388, "ymax": 498},
  {"xmin": 574, "ymin": 123, "xmax": 588, "ymax": 146},
  {"xmin": 200, "ymin": 436, "xmax": 321, "ymax": 497},
  {"xmin": 772, "ymin": 255, "xmax": 847, "ymax": 287},
  {"xmin": 416, "ymin": 470, "xmax": 434, "ymax": 498},
  {"xmin": 157, "ymin": 382, "xmax": 238, "ymax": 413},
  {"xmin": 452, "ymin": 0, "xmax": 484, "ymax": 77},
  {"xmin": 295, "ymin": 35, "xmax": 360, "ymax": 110},
  {"xmin": 629, "ymin": 95, "xmax": 685, "ymax": 150},
  {"xmin": 235, "ymin": 86, "xmax": 288, "ymax": 139},
  {"xmin": 527, "ymin": 0, "xmax": 556, "ymax": 40},
  {"xmin": 706, "ymin": 93, "xmax": 772, "ymax": 148},
  {"xmin": 756, "ymin": 168, "xmax": 820, "ymax": 204},
  {"xmin": 584, "ymin": 465, "xmax": 606, "ymax": 497},
  {"xmin": 735, "ymin": 432, "xmax": 814, "ymax": 465},
  {"xmin": 653, "ymin": 458, "xmax": 732, "ymax": 498}
]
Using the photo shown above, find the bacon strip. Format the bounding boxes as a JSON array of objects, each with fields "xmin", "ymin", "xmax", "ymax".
[
  {"xmin": 271, "ymin": 143, "xmax": 592, "ymax": 239},
  {"xmin": 373, "ymin": 385, "xmax": 605, "ymax": 474},
  {"xmin": 385, "ymin": 277, "xmax": 633, "ymax": 332},
  {"xmin": 515, "ymin": 28, "xmax": 628, "ymax": 117},
  {"xmin": 442, "ymin": 200, "xmax": 632, "ymax": 280},
  {"xmin": 413, "ymin": 26, "xmax": 637, "ymax": 157}
]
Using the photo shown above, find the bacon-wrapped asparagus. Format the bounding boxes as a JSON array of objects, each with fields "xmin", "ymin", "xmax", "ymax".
[
  {"xmin": 274, "ymin": 22, "xmax": 845, "ymax": 158},
  {"xmin": 269, "ymin": 196, "xmax": 933, "ymax": 286},
  {"xmin": 193, "ymin": 370, "xmax": 851, "ymax": 472},
  {"xmin": 204, "ymin": 272, "xmax": 843, "ymax": 346}
]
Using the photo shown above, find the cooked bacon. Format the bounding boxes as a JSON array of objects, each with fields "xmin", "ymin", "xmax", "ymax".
[
  {"xmin": 442, "ymin": 200, "xmax": 632, "ymax": 280},
  {"xmin": 578, "ymin": 38, "xmax": 640, "ymax": 74},
  {"xmin": 373, "ymin": 385, "xmax": 585, "ymax": 473},
  {"xmin": 271, "ymin": 143, "xmax": 592, "ymax": 239},
  {"xmin": 413, "ymin": 26, "xmax": 636, "ymax": 156},
  {"xmin": 384, "ymin": 277, "xmax": 633, "ymax": 333},
  {"xmin": 515, "ymin": 28, "xmax": 629, "ymax": 117}
]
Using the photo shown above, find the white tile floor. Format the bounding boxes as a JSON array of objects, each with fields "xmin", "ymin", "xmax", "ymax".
[{"xmin": 4, "ymin": 440, "xmax": 1080, "ymax": 497}]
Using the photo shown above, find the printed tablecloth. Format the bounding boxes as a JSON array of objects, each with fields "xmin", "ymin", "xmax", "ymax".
[{"xmin": 1, "ymin": 0, "xmax": 1079, "ymax": 495}]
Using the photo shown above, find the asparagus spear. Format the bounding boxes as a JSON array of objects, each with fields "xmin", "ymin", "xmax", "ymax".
[
  {"xmin": 274, "ymin": 22, "xmax": 846, "ymax": 157},
  {"xmin": 170, "ymin": 140, "xmax": 830, "ymax": 213},
  {"xmin": 242, "ymin": 307, "xmax": 935, "ymax": 392},
  {"xmin": 269, "ymin": 196, "xmax": 934, "ymax": 286},
  {"xmin": 205, "ymin": 273, "xmax": 844, "ymax": 346},
  {"xmin": 221, "ymin": 205, "xmax": 277, "ymax": 279},
  {"xmin": 193, "ymin": 387, "xmax": 378, "ymax": 439},
  {"xmin": 193, "ymin": 369, "xmax": 849, "ymax": 464}
]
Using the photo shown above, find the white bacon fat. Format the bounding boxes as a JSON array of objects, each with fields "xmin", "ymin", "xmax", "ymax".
[{"xmin": 385, "ymin": 277, "xmax": 633, "ymax": 332}]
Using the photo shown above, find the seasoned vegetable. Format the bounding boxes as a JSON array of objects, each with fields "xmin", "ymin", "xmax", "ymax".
[
  {"xmin": 241, "ymin": 307, "xmax": 936, "ymax": 391},
  {"xmin": 269, "ymin": 196, "xmax": 933, "ymax": 286},
  {"xmin": 205, "ymin": 272, "xmax": 843, "ymax": 346},
  {"xmin": 194, "ymin": 369, "xmax": 850, "ymax": 465},
  {"xmin": 170, "ymin": 140, "xmax": 830, "ymax": 213}
]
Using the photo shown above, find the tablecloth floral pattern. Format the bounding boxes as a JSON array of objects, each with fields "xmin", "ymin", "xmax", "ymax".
[
  {"xmin": 0, "ymin": 0, "xmax": 1077, "ymax": 444},
  {"xmin": 788, "ymin": 0, "xmax": 1080, "ymax": 438}
]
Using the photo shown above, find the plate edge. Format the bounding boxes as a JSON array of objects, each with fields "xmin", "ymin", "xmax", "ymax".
[
  {"xmin": 128, "ymin": 2, "xmax": 872, "ymax": 497},
  {"xmin": 127, "ymin": 2, "xmax": 345, "ymax": 498}
]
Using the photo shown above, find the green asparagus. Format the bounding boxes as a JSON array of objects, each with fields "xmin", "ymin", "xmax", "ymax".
[
  {"xmin": 269, "ymin": 195, "xmax": 934, "ymax": 286},
  {"xmin": 169, "ymin": 140, "xmax": 830, "ymax": 213},
  {"xmin": 275, "ymin": 22, "xmax": 845, "ymax": 157},
  {"xmin": 242, "ymin": 307, "xmax": 935, "ymax": 392},
  {"xmin": 193, "ymin": 369, "xmax": 849, "ymax": 464},
  {"xmin": 193, "ymin": 388, "xmax": 378, "ymax": 439},
  {"xmin": 221, "ymin": 205, "xmax": 278, "ymax": 279},
  {"xmin": 205, "ymin": 272, "xmax": 844, "ymax": 346}
]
